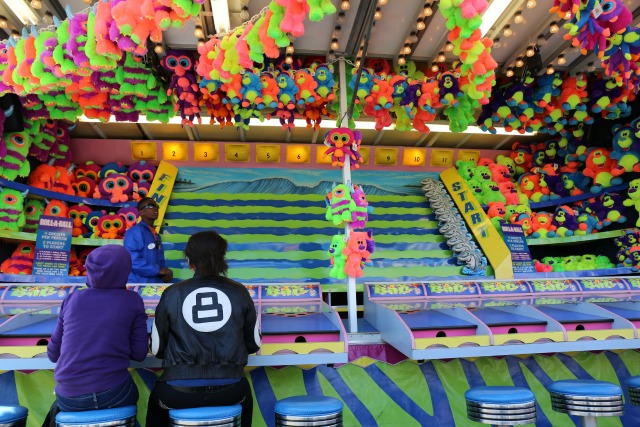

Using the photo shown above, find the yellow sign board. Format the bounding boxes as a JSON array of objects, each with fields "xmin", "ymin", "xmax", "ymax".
[
  {"xmin": 315, "ymin": 146, "xmax": 332, "ymax": 164},
  {"xmin": 131, "ymin": 141, "xmax": 157, "ymax": 161},
  {"xmin": 430, "ymin": 149, "xmax": 454, "ymax": 167},
  {"xmin": 403, "ymin": 148, "xmax": 426, "ymax": 167},
  {"xmin": 440, "ymin": 167, "xmax": 513, "ymax": 279},
  {"xmin": 225, "ymin": 144, "xmax": 250, "ymax": 162},
  {"xmin": 359, "ymin": 147, "xmax": 370, "ymax": 164},
  {"xmin": 286, "ymin": 145, "xmax": 311, "ymax": 163},
  {"xmin": 457, "ymin": 150, "xmax": 481, "ymax": 163},
  {"xmin": 162, "ymin": 142, "xmax": 188, "ymax": 161},
  {"xmin": 374, "ymin": 148, "xmax": 398, "ymax": 166},
  {"xmin": 148, "ymin": 161, "xmax": 178, "ymax": 233},
  {"xmin": 193, "ymin": 143, "xmax": 219, "ymax": 161},
  {"xmin": 256, "ymin": 144, "xmax": 280, "ymax": 163}
]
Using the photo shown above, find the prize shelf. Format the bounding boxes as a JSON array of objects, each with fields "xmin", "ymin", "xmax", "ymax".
[
  {"xmin": 0, "ymin": 177, "xmax": 129, "ymax": 208},
  {"xmin": 0, "ymin": 229, "xmax": 123, "ymax": 247},
  {"xmin": 526, "ymin": 229, "xmax": 626, "ymax": 246}
]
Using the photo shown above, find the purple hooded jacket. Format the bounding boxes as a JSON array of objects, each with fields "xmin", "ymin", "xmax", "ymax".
[{"xmin": 47, "ymin": 245, "xmax": 148, "ymax": 396}]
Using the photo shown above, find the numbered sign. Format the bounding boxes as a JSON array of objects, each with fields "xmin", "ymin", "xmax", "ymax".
[
  {"xmin": 131, "ymin": 141, "xmax": 158, "ymax": 161},
  {"xmin": 162, "ymin": 142, "xmax": 188, "ymax": 161},
  {"xmin": 374, "ymin": 148, "xmax": 398, "ymax": 166},
  {"xmin": 359, "ymin": 147, "xmax": 370, "ymax": 164},
  {"xmin": 193, "ymin": 143, "xmax": 219, "ymax": 162},
  {"xmin": 256, "ymin": 144, "xmax": 280, "ymax": 163},
  {"xmin": 403, "ymin": 148, "xmax": 427, "ymax": 167},
  {"xmin": 315, "ymin": 146, "xmax": 332, "ymax": 164},
  {"xmin": 225, "ymin": 144, "xmax": 250, "ymax": 162},
  {"xmin": 286, "ymin": 145, "xmax": 311, "ymax": 164},
  {"xmin": 457, "ymin": 150, "xmax": 480, "ymax": 163},
  {"xmin": 430, "ymin": 149, "xmax": 454, "ymax": 167}
]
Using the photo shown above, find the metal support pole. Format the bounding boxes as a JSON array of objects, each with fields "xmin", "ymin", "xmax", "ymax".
[{"xmin": 339, "ymin": 59, "xmax": 357, "ymax": 333}]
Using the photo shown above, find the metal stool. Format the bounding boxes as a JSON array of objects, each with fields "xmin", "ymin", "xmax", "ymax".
[
  {"xmin": 55, "ymin": 405, "xmax": 136, "ymax": 426},
  {"xmin": 548, "ymin": 379, "xmax": 623, "ymax": 427},
  {"xmin": 464, "ymin": 386, "xmax": 537, "ymax": 426},
  {"xmin": 169, "ymin": 405, "xmax": 241, "ymax": 426},
  {"xmin": 0, "ymin": 406, "xmax": 28, "ymax": 427},
  {"xmin": 626, "ymin": 376, "xmax": 640, "ymax": 406},
  {"xmin": 275, "ymin": 396, "xmax": 343, "ymax": 427}
]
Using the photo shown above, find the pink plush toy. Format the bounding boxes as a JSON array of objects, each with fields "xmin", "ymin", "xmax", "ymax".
[
  {"xmin": 343, "ymin": 231, "xmax": 372, "ymax": 278},
  {"xmin": 276, "ymin": 0, "xmax": 309, "ymax": 37}
]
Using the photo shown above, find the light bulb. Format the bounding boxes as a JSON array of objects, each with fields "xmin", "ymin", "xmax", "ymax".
[
  {"xmin": 445, "ymin": 41, "xmax": 454, "ymax": 51},
  {"xmin": 564, "ymin": 10, "xmax": 571, "ymax": 20},
  {"xmin": 374, "ymin": 8, "xmax": 382, "ymax": 20},
  {"xmin": 416, "ymin": 18, "xmax": 425, "ymax": 31},
  {"xmin": 515, "ymin": 57, "xmax": 524, "ymax": 67},
  {"xmin": 11, "ymin": 30, "xmax": 19, "ymax": 40},
  {"xmin": 30, "ymin": 0, "xmax": 41, "ymax": 8},
  {"xmin": 546, "ymin": 65, "xmax": 555, "ymax": 74},
  {"xmin": 424, "ymin": 4, "xmax": 433, "ymax": 16},
  {"xmin": 334, "ymin": 25, "xmax": 342, "ymax": 37},
  {"xmin": 398, "ymin": 56, "xmax": 406, "ymax": 66},
  {"xmin": 240, "ymin": 7, "xmax": 250, "ymax": 20},
  {"xmin": 336, "ymin": 12, "xmax": 346, "ymax": 24},
  {"xmin": 409, "ymin": 31, "xmax": 418, "ymax": 43},
  {"xmin": 526, "ymin": 46, "xmax": 535, "ymax": 57},
  {"xmin": 286, "ymin": 45, "xmax": 294, "ymax": 54},
  {"xmin": 437, "ymin": 51, "xmax": 446, "ymax": 62},
  {"xmin": 514, "ymin": 12, "xmax": 524, "ymax": 24},
  {"xmin": 341, "ymin": 0, "xmax": 350, "ymax": 10},
  {"xmin": 0, "ymin": 16, "xmax": 7, "ymax": 28},
  {"xmin": 43, "ymin": 12, "xmax": 53, "ymax": 24},
  {"xmin": 197, "ymin": 39, "xmax": 205, "ymax": 47},
  {"xmin": 378, "ymin": 0, "xmax": 388, "ymax": 5},
  {"xmin": 285, "ymin": 56, "xmax": 293, "ymax": 64},
  {"xmin": 557, "ymin": 54, "xmax": 566, "ymax": 65},
  {"xmin": 330, "ymin": 38, "xmax": 339, "ymax": 50},
  {"xmin": 527, "ymin": 0, "xmax": 536, "ymax": 8},
  {"xmin": 506, "ymin": 68, "xmax": 514, "ymax": 77},
  {"xmin": 503, "ymin": 25, "xmax": 512, "ymax": 37},
  {"xmin": 240, "ymin": 0, "xmax": 250, "ymax": 5},
  {"xmin": 550, "ymin": 22, "xmax": 559, "ymax": 33},
  {"xmin": 194, "ymin": 25, "xmax": 204, "ymax": 38},
  {"xmin": 537, "ymin": 35, "xmax": 547, "ymax": 46},
  {"xmin": 154, "ymin": 44, "xmax": 163, "ymax": 54},
  {"xmin": 354, "ymin": 60, "xmax": 360, "ymax": 68},
  {"xmin": 82, "ymin": 0, "xmax": 91, "ymax": 3},
  {"xmin": 403, "ymin": 44, "xmax": 411, "ymax": 54},
  {"xmin": 431, "ymin": 63, "xmax": 439, "ymax": 72}
]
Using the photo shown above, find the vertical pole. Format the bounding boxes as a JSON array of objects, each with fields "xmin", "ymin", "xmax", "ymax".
[{"xmin": 338, "ymin": 59, "xmax": 358, "ymax": 333}]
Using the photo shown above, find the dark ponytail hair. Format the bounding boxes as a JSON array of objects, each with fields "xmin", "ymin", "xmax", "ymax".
[{"xmin": 184, "ymin": 230, "xmax": 228, "ymax": 276}]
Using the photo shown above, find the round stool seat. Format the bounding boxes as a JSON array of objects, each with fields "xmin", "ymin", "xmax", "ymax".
[
  {"xmin": 275, "ymin": 396, "xmax": 343, "ymax": 427},
  {"xmin": 627, "ymin": 376, "xmax": 640, "ymax": 406},
  {"xmin": 464, "ymin": 387, "xmax": 536, "ymax": 426},
  {"xmin": 169, "ymin": 405, "xmax": 242, "ymax": 426},
  {"xmin": 0, "ymin": 405, "xmax": 28, "ymax": 426},
  {"xmin": 548, "ymin": 380, "xmax": 623, "ymax": 419},
  {"xmin": 55, "ymin": 405, "xmax": 136, "ymax": 427}
]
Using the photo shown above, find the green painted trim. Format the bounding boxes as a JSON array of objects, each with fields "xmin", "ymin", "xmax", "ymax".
[
  {"xmin": 165, "ymin": 249, "xmax": 453, "ymax": 261},
  {"xmin": 166, "ymin": 219, "xmax": 439, "ymax": 229},
  {"xmin": 162, "ymin": 233, "xmax": 446, "ymax": 244},
  {"xmin": 527, "ymin": 230, "xmax": 625, "ymax": 246}
]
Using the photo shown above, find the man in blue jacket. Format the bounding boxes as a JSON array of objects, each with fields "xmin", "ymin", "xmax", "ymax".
[{"xmin": 123, "ymin": 197, "xmax": 173, "ymax": 283}]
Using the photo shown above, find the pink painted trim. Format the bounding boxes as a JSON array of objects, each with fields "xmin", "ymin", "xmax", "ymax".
[
  {"xmin": 489, "ymin": 324, "xmax": 547, "ymax": 334},
  {"xmin": 562, "ymin": 322, "xmax": 612, "ymax": 331},
  {"xmin": 70, "ymin": 139, "xmax": 510, "ymax": 172},
  {"xmin": 413, "ymin": 327, "xmax": 477, "ymax": 338},
  {"xmin": 0, "ymin": 337, "xmax": 47, "ymax": 345},
  {"xmin": 262, "ymin": 333, "xmax": 340, "ymax": 343}
]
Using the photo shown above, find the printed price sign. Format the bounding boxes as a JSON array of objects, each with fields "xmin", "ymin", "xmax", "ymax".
[
  {"xmin": 193, "ymin": 143, "xmax": 219, "ymax": 161},
  {"xmin": 286, "ymin": 145, "xmax": 310, "ymax": 163},
  {"xmin": 256, "ymin": 144, "xmax": 280, "ymax": 163},
  {"xmin": 162, "ymin": 142, "xmax": 188, "ymax": 161},
  {"xmin": 500, "ymin": 224, "xmax": 535, "ymax": 274},
  {"xmin": 374, "ymin": 148, "xmax": 398, "ymax": 166},
  {"xmin": 225, "ymin": 144, "xmax": 250, "ymax": 162},
  {"xmin": 403, "ymin": 148, "xmax": 426, "ymax": 167},
  {"xmin": 429, "ymin": 149, "xmax": 453, "ymax": 167},
  {"xmin": 33, "ymin": 216, "xmax": 73, "ymax": 277},
  {"xmin": 131, "ymin": 141, "xmax": 157, "ymax": 161}
]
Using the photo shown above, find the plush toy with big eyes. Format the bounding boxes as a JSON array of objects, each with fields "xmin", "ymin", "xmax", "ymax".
[
  {"xmin": 117, "ymin": 206, "xmax": 139, "ymax": 230},
  {"xmin": 95, "ymin": 213, "xmax": 126, "ymax": 239},
  {"xmin": 0, "ymin": 242, "xmax": 35, "ymax": 274},
  {"xmin": 0, "ymin": 187, "xmax": 28, "ymax": 231},
  {"xmin": 93, "ymin": 173, "xmax": 134, "ymax": 203},
  {"xmin": 325, "ymin": 183, "xmax": 355, "ymax": 226},
  {"xmin": 68, "ymin": 203, "xmax": 93, "ymax": 237},
  {"xmin": 127, "ymin": 160, "xmax": 157, "ymax": 184},
  {"xmin": 161, "ymin": 49, "xmax": 201, "ymax": 126},
  {"xmin": 0, "ymin": 131, "xmax": 32, "ymax": 180},
  {"xmin": 43, "ymin": 199, "xmax": 68, "ymax": 218},
  {"xmin": 22, "ymin": 198, "xmax": 45, "ymax": 233},
  {"xmin": 323, "ymin": 128, "xmax": 363, "ymax": 169},
  {"xmin": 72, "ymin": 176, "xmax": 96, "ymax": 199}
]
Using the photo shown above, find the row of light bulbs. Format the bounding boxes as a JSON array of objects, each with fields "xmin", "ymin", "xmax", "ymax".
[{"xmin": 397, "ymin": 1, "xmax": 436, "ymax": 66}]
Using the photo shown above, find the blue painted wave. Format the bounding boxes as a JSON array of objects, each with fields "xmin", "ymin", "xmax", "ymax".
[
  {"xmin": 164, "ymin": 226, "xmax": 443, "ymax": 236},
  {"xmin": 166, "ymin": 257, "xmax": 455, "ymax": 270},
  {"xmin": 168, "ymin": 198, "xmax": 429, "ymax": 209},
  {"xmin": 164, "ymin": 212, "xmax": 436, "ymax": 222},
  {"xmin": 166, "ymin": 241, "xmax": 449, "ymax": 253}
]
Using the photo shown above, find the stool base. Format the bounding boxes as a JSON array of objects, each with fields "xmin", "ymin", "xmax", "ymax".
[{"xmin": 581, "ymin": 416, "xmax": 597, "ymax": 427}]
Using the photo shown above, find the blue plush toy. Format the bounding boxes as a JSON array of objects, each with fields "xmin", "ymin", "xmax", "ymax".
[{"xmin": 611, "ymin": 123, "xmax": 640, "ymax": 172}]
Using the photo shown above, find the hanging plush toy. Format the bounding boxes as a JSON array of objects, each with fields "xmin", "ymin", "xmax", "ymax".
[
  {"xmin": 328, "ymin": 234, "xmax": 348, "ymax": 279},
  {"xmin": 162, "ymin": 49, "xmax": 201, "ymax": 126},
  {"xmin": 350, "ymin": 185, "xmax": 373, "ymax": 229},
  {"xmin": 343, "ymin": 230, "xmax": 373, "ymax": 278},
  {"xmin": 325, "ymin": 183, "xmax": 355, "ymax": 225},
  {"xmin": 323, "ymin": 128, "xmax": 362, "ymax": 168}
]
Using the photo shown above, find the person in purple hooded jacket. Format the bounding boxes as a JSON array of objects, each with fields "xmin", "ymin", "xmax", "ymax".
[{"xmin": 41, "ymin": 245, "xmax": 148, "ymax": 427}]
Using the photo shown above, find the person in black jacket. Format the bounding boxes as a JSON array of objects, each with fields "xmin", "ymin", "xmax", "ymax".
[{"xmin": 146, "ymin": 230, "xmax": 261, "ymax": 427}]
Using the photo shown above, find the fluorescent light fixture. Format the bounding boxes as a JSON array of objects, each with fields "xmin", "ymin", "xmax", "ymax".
[
  {"xmin": 3, "ymin": 0, "xmax": 38, "ymax": 25},
  {"xmin": 210, "ymin": 0, "xmax": 230, "ymax": 34},
  {"xmin": 79, "ymin": 116, "xmax": 537, "ymax": 136},
  {"xmin": 479, "ymin": 0, "xmax": 514, "ymax": 37}
]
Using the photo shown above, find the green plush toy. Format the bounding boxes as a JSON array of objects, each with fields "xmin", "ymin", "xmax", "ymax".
[
  {"xmin": 623, "ymin": 178, "xmax": 640, "ymax": 227},
  {"xmin": 267, "ymin": 2, "xmax": 291, "ymax": 47},
  {"xmin": 328, "ymin": 234, "xmax": 348, "ymax": 279},
  {"xmin": 246, "ymin": 14, "xmax": 266, "ymax": 63},
  {"xmin": 308, "ymin": 0, "xmax": 336, "ymax": 21}
]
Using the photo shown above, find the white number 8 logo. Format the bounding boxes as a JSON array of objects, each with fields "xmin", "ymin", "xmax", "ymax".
[{"xmin": 182, "ymin": 288, "xmax": 232, "ymax": 332}]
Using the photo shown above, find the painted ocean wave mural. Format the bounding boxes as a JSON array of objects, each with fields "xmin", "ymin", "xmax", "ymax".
[{"xmin": 163, "ymin": 168, "xmax": 488, "ymax": 284}]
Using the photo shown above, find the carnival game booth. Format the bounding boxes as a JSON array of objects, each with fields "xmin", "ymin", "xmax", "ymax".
[
  {"xmin": 0, "ymin": 282, "xmax": 348, "ymax": 370},
  {"xmin": 364, "ymin": 277, "xmax": 640, "ymax": 360}
]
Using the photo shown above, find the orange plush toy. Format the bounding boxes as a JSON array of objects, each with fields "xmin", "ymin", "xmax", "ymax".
[
  {"xmin": 343, "ymin": 231, "xmax": 373, "ymax": 278},
  {"xmin": 0, "ymin": 242, "xmax": 36, "ymax": 274},
  {"xmin": 582, "ymin": 147, "xmax": 625, "ymax": 193}
]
